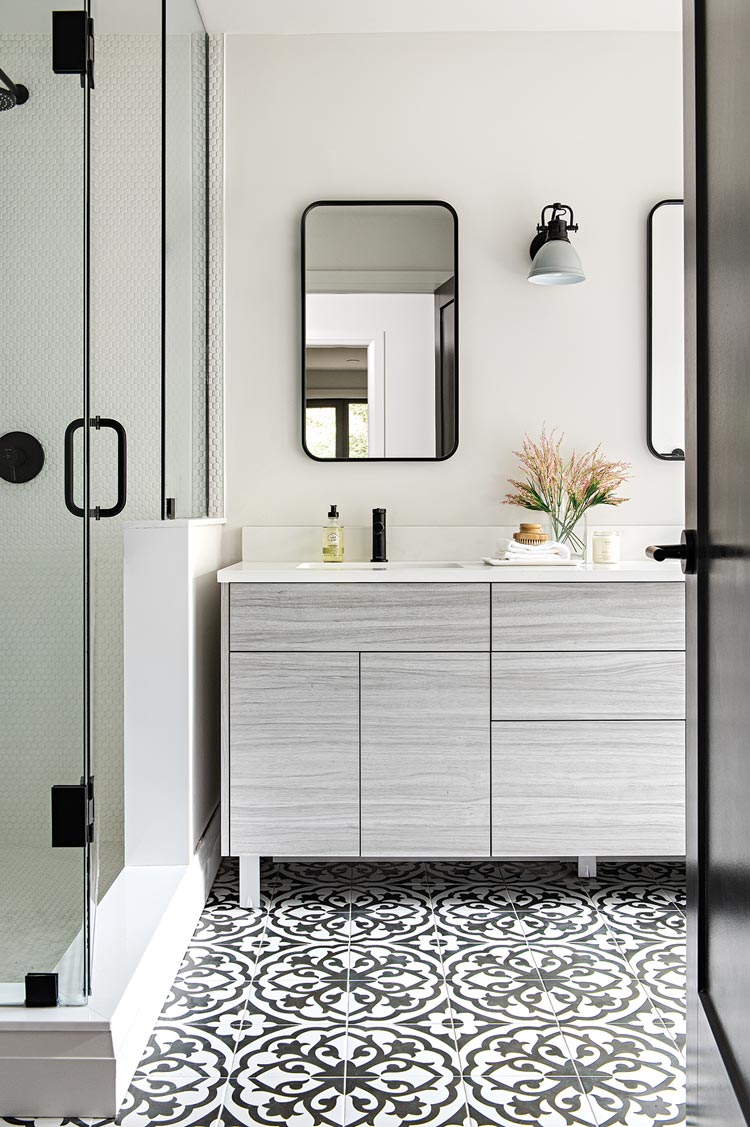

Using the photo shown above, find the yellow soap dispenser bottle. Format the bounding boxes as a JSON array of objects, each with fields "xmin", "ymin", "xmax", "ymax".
[{"xmin": 322, "ymin": 504, "xmax": 344, "ymax": 563}]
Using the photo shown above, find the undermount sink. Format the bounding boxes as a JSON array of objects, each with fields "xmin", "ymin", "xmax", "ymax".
[{"xmin": 296, "ymin": 561, "xmax": 464, "ymax": 570}]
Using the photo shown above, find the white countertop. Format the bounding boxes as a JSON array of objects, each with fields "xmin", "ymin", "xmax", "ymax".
[{"xmin": 217, "ymin": 560, "xmax": 685, "ymax": 583}]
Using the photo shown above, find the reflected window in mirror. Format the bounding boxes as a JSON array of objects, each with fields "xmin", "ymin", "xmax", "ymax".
[{"xmin": 301, "ymin": 201, "xmax": 458, "ymax": 461}]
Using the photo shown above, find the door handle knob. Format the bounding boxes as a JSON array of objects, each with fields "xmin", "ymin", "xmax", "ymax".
[
  {"xmin": 646, "ymin": 544, "xmax": 685, "ymax": 561},
  {"xmin": 645, "ymin": 530, "xmax": 696, "ymax": 574}
]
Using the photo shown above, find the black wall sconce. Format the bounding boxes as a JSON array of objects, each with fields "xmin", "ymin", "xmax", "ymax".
[{"xmin": 528, "ymin": 203, "xmax": 585, "ymax": 285}]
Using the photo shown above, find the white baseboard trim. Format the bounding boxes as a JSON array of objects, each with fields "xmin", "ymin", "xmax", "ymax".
[{"xmin": 0, "ymin": 808, "xmax": 221, "ymax": 1119}]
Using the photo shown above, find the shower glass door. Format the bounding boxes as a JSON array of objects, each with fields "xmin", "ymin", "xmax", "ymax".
[{"xmin": 0, "ymin": 1, "xmax": 91, "ymax": 1005}]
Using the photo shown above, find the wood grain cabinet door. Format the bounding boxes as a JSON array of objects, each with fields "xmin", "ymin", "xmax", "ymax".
[
  {"xmin": 230, "ymin": 652, "xmax": 360, "ymax": 855},
  {"xmin": 230, "ymin": 583, "xmax": 489, "ymax": 651},
  {"xmin": 491, "ymin": 721, "xmax": 685, "ymax": 856},
  {"xmin": 491, "ymin": 583, "xmax": 685, "ymax": 650},
  {"xmin": 491, "ymin": 651, "xmax": 686, "ymax": 720},
  {"xmin": 360, "ymin": 653, "xmax": 490, "ymax": 857}
]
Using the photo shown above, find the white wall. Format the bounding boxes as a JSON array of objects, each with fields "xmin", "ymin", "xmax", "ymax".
[{"xmin": 224, "ymin": 30, "xmax": 684, "ymax": 541}]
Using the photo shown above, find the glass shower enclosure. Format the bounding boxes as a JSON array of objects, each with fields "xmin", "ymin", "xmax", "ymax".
[
  {"xmin": 0, "ymin": 1, "xmax": 95, "ymax": 1005},
  {"xmin": 1, "ymin": 0, "xmax": 215, "ymax": 1009}
]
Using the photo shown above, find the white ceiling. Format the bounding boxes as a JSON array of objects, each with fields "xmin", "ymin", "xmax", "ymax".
[{"xmin": 195, "ymin": 0, "xmax": 681, "ymax": 36}]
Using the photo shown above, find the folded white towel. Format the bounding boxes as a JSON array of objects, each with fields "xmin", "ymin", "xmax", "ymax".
[{"xmin": 496, "ymin": 538, "xmax": 571, "ymax": 561}]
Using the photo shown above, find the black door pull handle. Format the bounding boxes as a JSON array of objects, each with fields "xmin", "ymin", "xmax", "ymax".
[
  {"xmin": 64, "ymin": 416, "xmax": 127, "ymax": 519},
  {"xmin": 645, "ymin": 530, "xmax": 696, "ymax": 574}
]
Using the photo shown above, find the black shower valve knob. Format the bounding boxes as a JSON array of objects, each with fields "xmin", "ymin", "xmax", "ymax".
[{"xmin": 0, "ymin": 432, "xmax": 45, "ymax": 483}]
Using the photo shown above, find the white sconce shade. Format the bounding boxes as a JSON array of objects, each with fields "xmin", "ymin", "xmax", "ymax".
[
  {"xmin": 528, "ymin": 238, "xmax": 585, "ymax": 285},
  {"xmin": 528, "ymin": 202, "xmax": 585, "ymax": 286}
]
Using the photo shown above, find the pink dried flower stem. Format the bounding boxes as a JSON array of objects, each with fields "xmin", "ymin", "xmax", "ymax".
[{"xmin": 504, "ymin": 428, "xmax": 631, "ymax": 553}]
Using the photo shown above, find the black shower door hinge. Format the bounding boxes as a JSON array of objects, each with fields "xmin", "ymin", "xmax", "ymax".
[
  {"xmin": 51, "ymin": 776, "xmax": 94, "ymax": 848},
  {"xmin": 24, "ymin": 972, "xmax": 59, "ymax": 1008},
  {"xmin": 52, "ymin": 11, "xmax": 95, "ymax": 88}
]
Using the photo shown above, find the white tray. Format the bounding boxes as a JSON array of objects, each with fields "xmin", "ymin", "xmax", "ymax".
[{"xmin": 481, "ymin": 556, "xmax": 580, "ymax": 567}]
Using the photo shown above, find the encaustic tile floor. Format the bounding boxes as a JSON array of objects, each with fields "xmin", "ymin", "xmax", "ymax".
[{"xmin": 2, "ymin": 857, "xmax": 686, "ymax": 1127}]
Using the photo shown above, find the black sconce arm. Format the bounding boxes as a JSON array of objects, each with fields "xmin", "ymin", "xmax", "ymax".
[{"xmin": 538, "ymin": 202, "xmax": 578, "ymax": 234}]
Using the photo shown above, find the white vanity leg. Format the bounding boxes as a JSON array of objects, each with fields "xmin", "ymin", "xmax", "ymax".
[
  {"xmin": 578, "ymin": 855, "xmax": 597, "ymax": 879},
  {"xmin": 239, "ymin": 855, "xmax": 261, "ymax": 908}
]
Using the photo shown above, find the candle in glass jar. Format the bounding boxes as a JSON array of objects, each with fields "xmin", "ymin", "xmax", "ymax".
[{"xmin": 592, "ymin": 529, "xmax": 620, "ymax": 564}]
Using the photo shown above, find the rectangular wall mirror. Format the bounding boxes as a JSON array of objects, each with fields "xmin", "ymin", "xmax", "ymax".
[
  {"xmin": 647, "ymin": 199, "xmax": 685, "ymax": 460},
  {"xmin": 301, "ymin": 200, "xmax": 458, "ymax": 461}
]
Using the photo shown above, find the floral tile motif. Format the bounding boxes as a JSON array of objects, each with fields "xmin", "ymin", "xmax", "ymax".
[
  {"xmin": 233, "ymin": 1023, "xmax": 349, "ymax": 1075},
  {"xmin": 246, "ymin": 946, "xmax": 351, "ymax": 1025},
  {"xmin": 563, "ymin": 1023, "xmax": 686, "ymax": 1126},
  {"xmin": 445, "ymin": 947, "xmax": 553, "ymax": 1025},
  {"xmin": 347, "ymin": 885, "xmax": 434, "ymax": 922},
  {"xmin": 604, "ymin": 906, "xmax": 687, "ymax": 946},
  {"xmin": 626, "ymin": 940, "xmax": 686, "ymax": 1010},
  {"xmin": 343, "ymin": 1026, "xmax": 466, "ymax": 1126},
  {"xmin": 511, "ymin": 904, "xmax": 606, "ymax": 945},
  {"xmin": 262, "ymin": 902, "xmax": 354, "ymax": 945},
  {"xmin": 271, "ymin": 884, "xmax": 356, "ymax": 914},
  {"xmin": 347, "ymin": 901, "xmax": 436, "ymax": 945},
  {"xmin": 273, "ymin": 861, "xmax": 353, "ymax": 888},
  {"xmin": 506, "ymin": 886, "xmax": 595, "ymax": 913},
  {"xmin": 592, "ymin": 861, "xmax": 685, "ymax": 888},
  {"xmin": 119, "ymin": 1055, "xmax": 227, "ymax": 1126},
  {"xmin": 142, "ymin": 1023, "xmax": 238, "ymax": 1075},
  {"xmin": 500, "ymin": 860, "xmax": 581, "ymax": 887},
  {"xmin": 188, "ymin": 908, "xmax": 267, "ymax": 948},
  {"xmin": 585, "ymin": 883, "xmax": 677, "ymax": 916},
  {"xmin": 156, "ymin": 943, "xmax": 255, "ymax": 1027},
  {"xmin": 431, "ymin": 885, "xmax": 516, "ymax": 918},
  {"xmin": 523, "ymin": 937, "xmax": 631, "ymax": 978},
  {"xmin": 345, "ymin": 941, "xmax": 448, "ymax": 1023},
  {"xmin": 434, "ymin": 906, "xmax": 531, "ymax": 946},
  {"xmin": 444, "ymin": 938, "xmax": 542, "ymax": 978},
  {"xmin": 464, "ymin": 1069, "xmax": 598, "ymax": 1127},
  {"xmin": 106, "ymin": 857, "xmax": 686, "ymax": 1127},
  {"xmin": 543, "ymin": 974, "xmax": 665, "ymax": 1028},
  {"xmin": 350, "ymin": 860, "xmax": 428, "ymax": 887},
  {"xmin": 454, "ymin": 1020, "xmax": 577, "ymax": 1078},
  {"xmin": 222, "ymin": 1071, "xmax": 345, "ymax": 1127},
  {"xmin": 345, "ymin": 1022, "xmax": 461, "ymax": 1076},
  {"xmin": 425, "ymin": 860, "xmax": 507, "ymax": 887},
  {"xmin": 343, "ymin": 1084, "xmax": 468, "ymax": 1127}
]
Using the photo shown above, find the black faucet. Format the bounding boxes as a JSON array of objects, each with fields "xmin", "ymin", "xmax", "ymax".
[{"xmin": 371, "ymin": 508, "xmax": 387, "ymax": 563}]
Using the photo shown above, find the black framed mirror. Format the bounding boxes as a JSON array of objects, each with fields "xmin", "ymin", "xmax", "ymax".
[
  {"xmin": 301, "ymin": 200, "xmax": 458, "ymax": 461},
  {"xmin": 647, "ymin": 198, "xmax": 685, "ymax": 461}
]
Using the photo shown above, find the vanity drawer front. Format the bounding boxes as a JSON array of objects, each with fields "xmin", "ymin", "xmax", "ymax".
[
  {"xmin": 491, "ymin": 721, "xmax": 685, "ymax": 855},
  {"xmin": 491, "ymin": 583, "xmax": 685, "ymax": 651},
  {"xmin": 491, "ymin": 651, "xmax": 685, "ymax": 720},
  {"xmin": 229, "ymin": 583, "xmax": 490, "ymax": 651},
  {"xmin": 229, "ymin": 652, "xmax": 360, "ymax": 855}
]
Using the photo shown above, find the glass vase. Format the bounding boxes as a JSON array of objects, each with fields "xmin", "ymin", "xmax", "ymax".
[{"xmin": 548, "ymin": 514, "xmax": 587, "ymax": 560}]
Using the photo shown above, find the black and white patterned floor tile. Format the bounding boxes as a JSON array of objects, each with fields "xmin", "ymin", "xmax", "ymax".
[{"xmin": 0, "ymin": 858, "xmax": 686, "ymax": 1127}]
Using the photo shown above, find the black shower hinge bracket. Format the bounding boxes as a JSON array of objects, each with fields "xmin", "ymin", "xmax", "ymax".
[
  {"xmin": 52, "ymin": 11, "xmax": 95, "ymax": 89},
  {"xmin": 51, "ymin": 776, "xmax": 94, "ymax": 848},
  {"xmin": 25, "ymin": 972, "xmax": 59, "ymax": 1008}
]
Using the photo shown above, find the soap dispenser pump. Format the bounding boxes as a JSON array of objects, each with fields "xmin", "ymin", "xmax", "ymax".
[{"xmin": 322, "ymin": 504, "xmax": 344, "ymax": 563}]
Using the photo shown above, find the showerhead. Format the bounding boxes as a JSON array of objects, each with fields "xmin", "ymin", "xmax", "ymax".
[{"xmin": 0, "ymin": 67, "xmax": 29, "ymax": 112}]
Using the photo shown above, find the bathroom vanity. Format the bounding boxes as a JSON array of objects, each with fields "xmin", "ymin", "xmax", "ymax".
[{"xmin": 218, "ymin": 562, "xmax": 685, "ymax": 905}]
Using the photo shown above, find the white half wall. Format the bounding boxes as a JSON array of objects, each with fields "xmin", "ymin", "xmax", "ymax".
[
  {"xmin": 123, "ymin": 519, "xmax": 228, "ymax": 867},
  {"xmin": 224, "ymin": 29, "xmax": 684, "ymax": 541}
]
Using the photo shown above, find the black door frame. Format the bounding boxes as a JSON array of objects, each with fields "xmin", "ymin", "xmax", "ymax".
[{"xmin": 684, "ymin": 1, "xmax": 750, "ymax": 1121}]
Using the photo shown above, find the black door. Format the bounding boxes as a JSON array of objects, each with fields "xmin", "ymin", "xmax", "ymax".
[{"xmin": 683, "ymin": 2, "xmax": 750, "ymax": 1122}]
